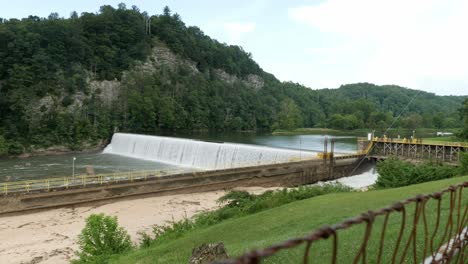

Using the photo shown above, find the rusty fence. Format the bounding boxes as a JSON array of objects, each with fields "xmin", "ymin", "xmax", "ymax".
[{"xmin": 222, "ymin": 182, "xmax": 467, "ymax": 264}]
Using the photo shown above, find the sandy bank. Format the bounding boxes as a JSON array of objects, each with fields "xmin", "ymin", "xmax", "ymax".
[{"xmin": 0, "ymin": 187, "xmax": 275, "ymax": 264}]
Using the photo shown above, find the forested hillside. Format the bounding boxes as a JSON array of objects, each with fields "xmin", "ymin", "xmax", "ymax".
[{"xmin": 0, "ymin": 4, "xmax": 466, "ymax": 155}]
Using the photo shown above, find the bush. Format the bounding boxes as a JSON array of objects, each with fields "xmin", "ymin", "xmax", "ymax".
[
  {"xmin": 459, "ymin": 152, "xmax": 468, "ymax": 175},
  {"xmin": 0, "ymin": 135, "xmax": 7, "ymax": 156},
  {"xmin": 376, "ymin": 157, "xmax": 459, "ymax": 188},
  {"xmin": 74, "ymin": 214, "xmax": 133, "ymax": 263},
  {"xmin": 141, "ymin": 184, "xmax": 352, "ymax": 247},
  {"xmin": 7, "ymin": 141, "xmax": 24, "ymax": 155}
]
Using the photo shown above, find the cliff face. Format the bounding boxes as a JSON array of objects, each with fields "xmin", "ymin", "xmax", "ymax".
[{"xmin": 85, "ymin": 41, "xmax": 265, "ymax": 107}]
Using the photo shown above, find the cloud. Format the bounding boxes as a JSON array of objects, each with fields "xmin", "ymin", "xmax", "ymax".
[
  {"xmin": 288, "ymin": 0, "xmax": 468, "ymax": 95},
  {"xmin": 223, "ymin": 22, "xmax": 255, "ymax": 43}
]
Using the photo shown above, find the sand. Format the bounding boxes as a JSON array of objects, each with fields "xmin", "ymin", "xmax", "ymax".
[
  {"xmin": 0, "ymin": 187, "xmax": 275, "ymax": 264},
  {"xmin": 0, "ymin": 169, "xmax": 379, "ymax": 264}
]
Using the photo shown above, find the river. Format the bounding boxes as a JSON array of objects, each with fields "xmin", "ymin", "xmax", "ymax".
[{"xmin": 0, "ymin": 132, "xmax": 367, "ymax": 182}]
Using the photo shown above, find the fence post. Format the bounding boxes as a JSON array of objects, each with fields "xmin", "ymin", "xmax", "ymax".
[
  {"xmin": 130, "ymin": 171, "xmax": 133, "ymax": 182},
  {"xmin": 3, "ymin": 183, "xmax": 7, "ymax": 195},
  {"xmin": 100, "ymin": 175, "xmax": 103, "ymax": 185},
  {"xmin": 46, "ymin": 180, "xmax": 50, "ymax": 191},
  {"xmin": 64, "ymin": 177, "xmax": 68, "ymax": 189},
  {"xmin": 25, "ymin": 182, "xmax": 30, "ymax": 193}
]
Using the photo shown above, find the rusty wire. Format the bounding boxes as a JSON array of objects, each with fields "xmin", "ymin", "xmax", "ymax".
[{"xmin": 219, "ymin": 181, "xmax": 468, "ymax": 264}]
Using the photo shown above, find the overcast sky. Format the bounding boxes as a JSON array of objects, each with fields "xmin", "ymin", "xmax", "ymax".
[{"xmin": 1, "ymin": 0, "xmax": 467, "ymax": 96}]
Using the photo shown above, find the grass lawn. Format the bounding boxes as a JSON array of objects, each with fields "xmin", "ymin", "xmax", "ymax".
[
  {"xmin": 271, "ymin": 128, "xmax": 461, "ymax": 137},
  {"xmin": 422, "ymin": 136, "xmax": 465, "ymax": 143},
  {"xmin": 272, "ymin": 128, "xmax": 344, "ymax": 135},
  {"xmin": 110, "ymin": 176, "xmax": 468, "ymax": 264}
]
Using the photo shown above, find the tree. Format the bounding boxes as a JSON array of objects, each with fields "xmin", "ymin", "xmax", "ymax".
[
  {"xmin": 0, "ymin": 135, "xmax": 7, "ymax": 155},
  {"xmin": 75, "ymin": 214, "xmax": 132, "ymax": 263},
  {"xmin": 275, "ymin": 98, "xmax": 303, "ymax": 130},
  {"xmin": 460, "ymin": 99, "xmax": 468, "ymax": 139}
]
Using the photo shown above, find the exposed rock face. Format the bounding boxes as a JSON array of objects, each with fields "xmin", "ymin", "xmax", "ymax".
[
  {"xmin": 188, "ymin": 242, "xmax": 229, "ymax": 264},
  {"xmin": 36, "ymin": 95, "xmax": 55, "ymax": 112},
  {"xmin": 213, "ymin": 69, "xmax": 264, "ymax": 90},
  {"xmin": 89, "ymin": 79, "xmax": 121, "ymax": 105},
  {"xmin": 246, "ymin": 74, "xmax": 264, "ymax": 90},
  {"xmin": 138, "ymin": 42, "xmax": 199, "ymax": 74},
  {"xmin": 30, "ymin": 40, "xmax": 264, "ymax": 118}
]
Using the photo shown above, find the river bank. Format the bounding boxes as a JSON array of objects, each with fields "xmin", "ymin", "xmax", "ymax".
[
  {"xmin": 0, "ymin": 187, "xmax": 277, "ymax": 264},
  {"xmin": 272, "ymin": 127, "xmax": 460, "ymax": 137},
  {"xmin": 0, "ymin": 167, "xmax": 379, "ymax": 264},
  {"xmin": 13, "ymin": 140, "xmax": 108, "ymax": 159}
]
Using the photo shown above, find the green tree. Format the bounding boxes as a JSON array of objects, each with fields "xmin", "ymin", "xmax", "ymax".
[
  {"xmin": 460, "ymin": 99, "xmax": 468, "ymax": 139},
  {"xmin": 275, "ymin": 98, "xmax": 303, "ymax": 130},
  {"xmin": 75, "ymin": 214, "xmax": 132, "ymax": 263},
  {"xmin": 0, "ymin": 135, "xmax": 7, "ymax": 155}
]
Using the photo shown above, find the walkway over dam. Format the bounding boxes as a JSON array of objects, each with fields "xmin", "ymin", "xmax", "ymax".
[{"xmin": 359, "ymin": 137, "xmax": 468, "ymax": 162}]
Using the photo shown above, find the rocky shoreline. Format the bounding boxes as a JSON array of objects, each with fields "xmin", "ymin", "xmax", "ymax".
[{"xmin": 13, "ymin": 140, "xmax": 108, "ymax": 159}]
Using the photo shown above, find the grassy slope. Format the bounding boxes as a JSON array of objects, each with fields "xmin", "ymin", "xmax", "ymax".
[
  {"xmin": 422, "ymin": 136, "xmax": 464, "ymax": 143},
  {"xmin": 272, "ymin": 128, "xmax": 461, "ymax": 137},
  {"xmin": 111, "ymin": 176, "xmax": 468, "ymax": 263}
]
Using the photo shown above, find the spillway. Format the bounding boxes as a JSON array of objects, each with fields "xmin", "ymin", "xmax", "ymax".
[{"xmin": 103, "ymin": 133, "xmax": 315, "ymax": 170}]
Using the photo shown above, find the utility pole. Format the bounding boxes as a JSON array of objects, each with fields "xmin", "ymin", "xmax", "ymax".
[
  {"xmin": 72, "ymin": 157, "xmax": 76, "ymax": 181},
  {"xmin": 299, "ymin": 137, "xmax": 302, "ymax": 161}
]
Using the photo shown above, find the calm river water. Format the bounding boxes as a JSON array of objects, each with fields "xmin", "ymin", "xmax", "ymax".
[{"xmin": 0, "ymin": 133, "xmax": 361, "ymax": 181}]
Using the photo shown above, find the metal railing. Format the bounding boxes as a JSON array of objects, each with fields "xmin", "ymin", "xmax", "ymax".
[
  {"xmin": 358, "ymin": 137, "xmax": 468, "ymax": 148},
  {"xmin": 1, "ymin": 169, "xmax": 188, "ymax": 195},
  {"xmin": 222, "ymin": 181, "xmax": 467, "ymax": 264},
  {"xmin": 0, "ymin": 155, "xmax": 321, "ymax": 195}
]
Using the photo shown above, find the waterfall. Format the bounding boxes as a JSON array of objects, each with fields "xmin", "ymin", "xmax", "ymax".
[{"xmin": 103, "ymin": 133, "xmax": 314, "ymax": 170}]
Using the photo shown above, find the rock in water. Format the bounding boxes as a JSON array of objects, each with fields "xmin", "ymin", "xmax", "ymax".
[{"xmin": 188, "ymin": 242, "xmax": 229, "ymax": 264}]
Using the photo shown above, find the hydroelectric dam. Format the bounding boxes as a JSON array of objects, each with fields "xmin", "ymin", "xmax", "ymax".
[{"xmin": 0, "ymin": 133, "xmax": 368, "ymax": 214}]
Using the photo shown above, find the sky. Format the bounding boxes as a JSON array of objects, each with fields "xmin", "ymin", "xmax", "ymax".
[{"xmin": 0, "ymin": 0, "xmax": 467, "ymax": 96}]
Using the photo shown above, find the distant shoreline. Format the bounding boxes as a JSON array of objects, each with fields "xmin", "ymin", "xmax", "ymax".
[{"xmin": 7, "ymin": 141, "xmax": 107, "ymax": 159}]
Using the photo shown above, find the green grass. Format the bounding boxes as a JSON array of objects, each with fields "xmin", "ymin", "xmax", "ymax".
[
  {"xmin": 422, "ymin": 136, "xmax": 464, "ymax": 143},
  {"xmin": 110, "ymin": 176, "xmax": 468, "ymax": 264},
  {"xmin": 272, "ymin": 128, "xmax": 343, "ymax": 135},
  {"xmin": 271, "ymin": 127, "xmax": 461, "ymax": 137}
]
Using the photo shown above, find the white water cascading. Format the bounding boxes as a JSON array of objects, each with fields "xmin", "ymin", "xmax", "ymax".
[{"xmin": 103, "ymin": 133, "xmax": 314, "ymax": 170}]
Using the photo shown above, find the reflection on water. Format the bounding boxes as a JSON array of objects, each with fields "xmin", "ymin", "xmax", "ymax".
[
  {"xmin": 0, "ymin": 132, "xmax": 361, "ymax": 181},
  {"xmin": 252, "ymin": 135, "xmax": 357, "ymax": 153}
]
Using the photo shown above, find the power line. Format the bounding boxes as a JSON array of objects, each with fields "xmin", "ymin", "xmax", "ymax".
[{"xmin": 347, "ymin": 89, "xmax": 423, "ymax": 177}]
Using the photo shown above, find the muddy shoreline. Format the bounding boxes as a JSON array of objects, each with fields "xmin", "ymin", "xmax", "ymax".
[
  {"xmin": 9, "ymin": 140, "xmax": 108, "ymax": 159},
  {"xmin": 0, "ymin": 187, "xmax": 276, "ymax": 264}
]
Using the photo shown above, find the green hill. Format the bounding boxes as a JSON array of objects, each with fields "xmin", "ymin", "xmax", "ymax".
[
  {"xmin": 108, "ymin": 176, "xmax": 467, "ymax": 263},
  {"xmin": 0, "ymin": 4, "xmax": 466, "ymax": 155}
]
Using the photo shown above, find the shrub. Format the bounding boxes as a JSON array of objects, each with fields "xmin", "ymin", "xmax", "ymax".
[
  {"xmin": 7, "ymin": 141, "xmax": 24, "ymax": 155},
  {"xmin": 141, "ymin": 184, "xmax": 352, "ymax": 248},
  {"xmin": 376, "ymin": 157, "xmax": 459, "ymax": 188},
  {"xmin": 0, "ymin": 135, "xmax": 7, "ymax": 156},
  {"xmin": 74, "ymin": 214, "xmax": 133, "ymax": 263},
  {"xmin": 459, "ymin": 152, "xmax": 468, "ymax": 175}
]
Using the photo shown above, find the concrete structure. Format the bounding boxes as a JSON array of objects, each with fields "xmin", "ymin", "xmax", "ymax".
[{"xmin": 0, "ymin": 156, "xmax": 366, "ymax": 214}]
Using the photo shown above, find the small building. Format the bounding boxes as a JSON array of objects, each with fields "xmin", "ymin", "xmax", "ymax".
[{"xmin": 436, "ymin": 132, "xmax": 453, "ymax": 137}]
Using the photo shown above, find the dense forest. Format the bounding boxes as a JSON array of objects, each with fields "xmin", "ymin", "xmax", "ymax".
[{"xmin": 0, "ymin": 4, "xmax": 466, "ymax": 155}]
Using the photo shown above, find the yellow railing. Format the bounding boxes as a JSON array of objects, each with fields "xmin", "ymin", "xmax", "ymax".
[
  {"xmin": 369, "ymin": 137, "xmax": 468, "ymax": 148},
  {"xmin": 0, "ymin": 169, "xmax": 188, "ymax": 195},
  {"xmin": 0, "ymin": 154, "xmax": 350, "ymax": 196}
]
